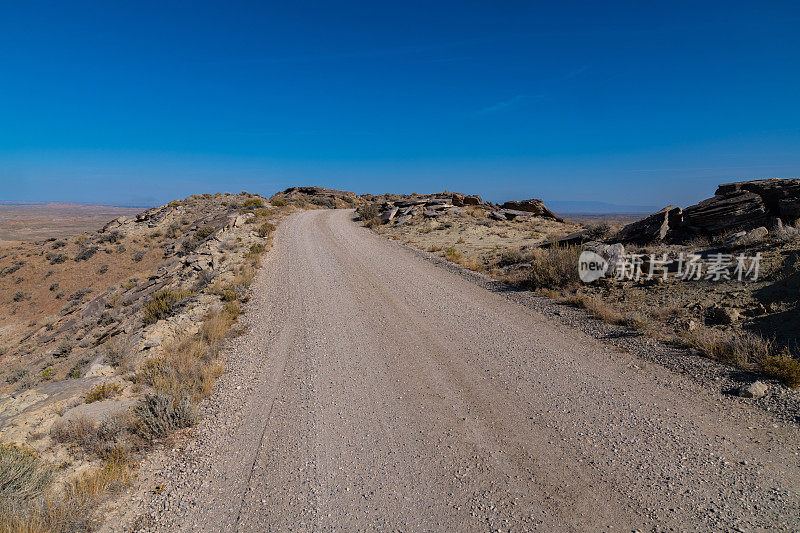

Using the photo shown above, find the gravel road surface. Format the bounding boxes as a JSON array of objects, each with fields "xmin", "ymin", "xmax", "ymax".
[{"xmin": 133, "ymin": 209, "xmax": 800, "ymax": 531}]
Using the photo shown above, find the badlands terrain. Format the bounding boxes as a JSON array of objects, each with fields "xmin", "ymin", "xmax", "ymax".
[{"xmin": 0, "ymin": 182, "xmax": 798, "ymax": 531}]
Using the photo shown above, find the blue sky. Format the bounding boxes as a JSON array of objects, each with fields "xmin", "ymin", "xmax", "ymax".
[{"xmin": 1, "ymin": 1, "xmax": 799, "ymax": 210}]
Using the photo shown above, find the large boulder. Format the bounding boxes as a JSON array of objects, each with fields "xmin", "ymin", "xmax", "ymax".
[
  {"xmin": 779, "ymin": 197, "xmax": 800, "ymax": 219},
  {"xmin": 500, "ymin": 199, "xmax": 563, "ymax": 222},
  {"xmin": 716, "ymin": 179, "xmax": 800, "ymax": 213},
  {"xmin": 683, "ymin": 190, "xmax": 767, "ymax": 233},
  {"xmin": 379, "ymin": 207, "xmax": 399, "ymax": 223},
  {"xmin": 463, "ymin": 195, "xmax": 482, "ymax": 206},
  {"xmin": 724, "ymin": 226, "xmax": 768, "ymax": 248},
  {"xmin": 539, "ymin": 229, "xmax": 592, "ymax": 248},
  {"xmin": 616, "ymin": 206, "xmax": 681, "ymax": 244}
]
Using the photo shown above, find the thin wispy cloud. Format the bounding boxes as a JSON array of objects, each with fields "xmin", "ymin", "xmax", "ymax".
[{"xmin": 472, "ymin": 94, "xmax": 532, "ymax": 116}]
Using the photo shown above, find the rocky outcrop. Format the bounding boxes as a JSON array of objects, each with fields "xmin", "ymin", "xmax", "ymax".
[
  {"xmin": 683, "ymin": 191, "xmax": 767, "ymax": 233},
  {"xmin": 618, "ymin": 178, "xmax": 800, "ymax": 241},
  {"xmin": 682, "ymin": 178, "xmax": 800, "ymax": 234},
  {"xmin": 616, "ymin": 206, "xmax": 682, "ymax": 244},
  {"xmin": 500, "ymin": 199, "xmax": 563, "ymax": 222}
]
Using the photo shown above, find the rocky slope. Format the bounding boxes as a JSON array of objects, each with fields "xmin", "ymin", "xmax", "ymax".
[{"xmin": 0, "ymin": 192, "xmax": 294, "ymax": 530}]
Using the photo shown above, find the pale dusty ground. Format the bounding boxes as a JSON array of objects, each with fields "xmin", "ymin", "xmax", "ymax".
[
  {"xmin": 0, "ymin": 203, "xmax": 142, "ymax": 243},
  {"xmin": 107, "ymin": 209, "xmax": 799, "ymax": 531}
]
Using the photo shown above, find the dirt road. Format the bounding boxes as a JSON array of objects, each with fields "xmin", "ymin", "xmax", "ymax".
[{"xmin": 134, "ymin": 209, "xmax": 800, "ymax": 531}]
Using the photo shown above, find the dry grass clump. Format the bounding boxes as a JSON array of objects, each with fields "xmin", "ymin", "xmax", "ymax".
[
  {"xmin": 137, "ymin": 307, "xmax": 235, "ymax": 408},
  {"xmin": 142, "ymin": 288, "xmax": 193, "ymax": 325},
  {"xmin": 558, "ymin": 294, "xmax": 627, "ymax": 325},
  {"xmin": 527, "ymin": 245, "xmax": 581, "ymax": 289},
  {"xmin": 683, "ymin": 326, "xmax": 772, "ymax": 368},
  {"xmin": 85, "ymin": 383, "xmax": 122, "ymax": 404},
  {"xmin": 270, "ymin": 198, "xmax": 287, "ymax": 207},
  {"xmin": 759, "ymin": 353, "xmax": 800, "ymax": 388},
  {"xmin": 0, "ymin": 440, "xmax": 132, "ymax": 532},
  {"xmin": 101, "ymin": 336, "xmax": 135, "ymax": 372}
]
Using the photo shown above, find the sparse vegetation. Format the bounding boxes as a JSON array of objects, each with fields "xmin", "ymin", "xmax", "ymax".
[
  {"xmin": 444, "ymin": 247, "xmax": 462, "ymax": 262},
  {"xmin": 257, "ymin": 222, "xmax": 276, "ymax": 237},
  {"xmin": 759, "ymin": 353, "xmax": 800, "ymax": 388},
  {"xmin": 142, "ymin": 288, "xmax": 193, "ymax": 325},
  {"xmin": 74, "ymin": 246, "xmax": 99, "ymax": 261},
  {"xmin": 241, "ymin": 197, "xmax": 264, "ymax": 210},
  {"xmin": 0, "ymin": 442, "xmax": 53, "ymax": 500},
  {"xmin": 270, "ymin": 198, "xmax": 287, "ymax": 207},
  {"xmin": 527, "ymin": 245, "xmax": 581, "ymax": 289},
  {"xmin": 85, "ymin": 383, "xmax": 123, "ymax": 403},
  {"xmin": 134, "ymin": 393, "xmax": 194, "ymax": 439}
]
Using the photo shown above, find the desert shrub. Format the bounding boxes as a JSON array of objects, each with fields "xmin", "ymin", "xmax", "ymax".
[
  {"xmin": 102, "ymin": 337, "xmax": 132, "ymax": 370},
  {"xmin": 241, "ymin": 198, "xmax": 264, "ymax": 210},
  {"xmin": 586, "ymin": 223, "xmax": 612, "ymax": 240},
  {"xmin": 0, "ymin": 262, "xmax": 24, "ymax": 276},
  {"xmin": 85, "ymin": 383, "xmax": 123, "ymax": 403},
  {"xmin": 68, "ymin": 288, "xmax": 91, "ymax": 302},
  {"xmin": 270, "ymin": 198, "xmax": 287, "ymax": 207},
  {"xmin": 253, "ymin": 208, "xmax": 272, "ymax": 217},
  {"xmin": 310, "ymin": 196, "xmax": 336, "ymax": 209},
  {"xmin": 168, "ymin": 200, "xmax": 181, "ymax": 208},
  {"xmin": 133, "ymin": 393, "xmax": 194, "ymax": 439},
  {"xmin": 138, "ymin": 342, "xmax": 221, "ymax": 402},
  {"xmin": 97, "ymin": 231, "xmax": 119, "ymax": 244},
  {"xmin": 41, "ymin": 367, "xmax": 55, "ymax": 381},
  {"xmin": 165, "ymin": 222, "xmax": 181, "ymax": 238},
  {"xmin": 68, "ymin": 357, "xmax": 91, "ymax": 379},
  {"xmin": 97, "ymin": 264, "xmax": 109, "ymax": 275},
  {"xmin": 46, "ymin": 252, "xmax": 67, "ymax": 264},
  {"xmin": 54, "ymin": 340, "xmax": 74, "ymax": 357},
  {"xmin": 245, "ymin": 243, "xmax": 265, "ymax": 263},
  {"xmin": 257, "ymin": 222, "xmax": 276, "ymax": 237},
  {"xmin": 74, "ymin": 246, "xmax": 99, "ymax": 262},
  {"xmin": 132, "ymin": 250, "xmax": 146, "ymax": 262},
  {"xmin": 5, "ymin": 368, "xmax": 27, "ymax": 384},
  {"xmin": 12, "ymin": 291, "xmax": 27, "ymax": 302},
  {"xmin": 0, "ymin": 443, "xmax": 52, "ymax": 500},
  {"xmin": 444, "ymin": 247, "xmax": 462, "ymax": 262},
  {"xmin": 497, "ymin": 248, "xmax": 530, "ymax": 267},
  {"xmin": 527, "ymin": 245, "xmax": 581, "ymax": 289},
  {"xmin": 760, "ymin": 353, "xmax": 800, "ymax": 388},
  {"xmin": 52, "ymin": 240, "xmax": 66, "ymax": 249},
  {"xmin": 182, "ymin": 226, "xmax": 215, "ymax": 253},
  {"xmin": 195, "ymin": 226, "xmax": 215, "ymax": 240},
  {"xmin": 142, "ymin": 289, "xmax": 193, "ymax": 325},
  {"xmin": 223, "ymin": 301, "xmax": 242, "ymax": 320},
  {"xmin": 357, "ymin": 203, "xmax": 381, "ymax": 221}
]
